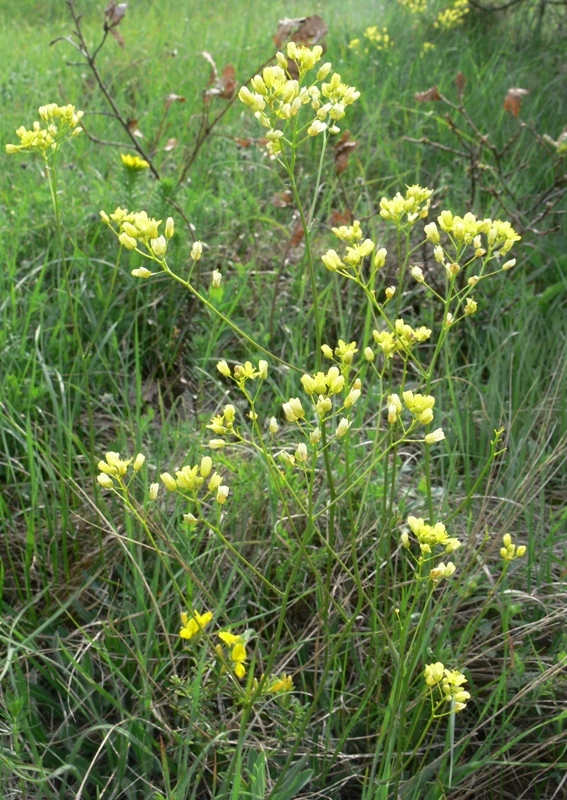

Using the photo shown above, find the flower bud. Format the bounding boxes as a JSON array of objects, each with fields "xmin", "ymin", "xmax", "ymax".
[
  {"xmin": 385, "ymin": 286, "xmax": 396, "ymax": 300},
  {"xmin": 97, "ymin": 473, "xmax": 114, "ymax": 489},
  {"xmin": 364, "ymin": 347, "xmax": 375, "ymax": 362},
  {"xmin": 258, "ymin": 360, "xmax": 268, "ymax": 379},
  {"xmin": 191, "ymin": 241, "xmax": 203, "ymax": 261},
  {"xmin": 269, "ymin": 417, "xmax": 279, "ymax": 435},
  {"xmin": 131, "ymin": 267, "xmax": 152, "ymax": 278},
  {"xmin": 209, "ymin": 439, "xmax": 226, "ymax": 449},
  {"xmin": 310, "ymin": 427, "xmax": 321, "ymax": 444},
  {"xmin": 133, "ymin": 453, "xmax": 145, "ymax": 471},
  {"xmin": 411, "ymin": 266, "xmax": 425, "ymax": 283},
  {"xmin": 424, "ymin": 428, "xmax": 445, "ymax": 445},
  {"xmin": 208, "ymin": 473, "xmax": 222, "ymax": 491},
  {"xmin": 149, "ymin": 482, "xmax": 159, "ymax": 500},
  {"xmin": 217, "ymin": 360, "xmax": 231, "ymax": 377},
  {"xmin": 321, "ymin": 249, "xmax": 343, "ymax": 272},
  {"xmin": 373, "ymin": 247, "xmax": 387, "ymax": 269},
  {"xmin": 151, "ymin": 236, "xmax": 167, "ymax": 257},
  {"xmin": 165, "ymin": 217, "xmax": 175, "ymax": 238},
  {"xmin": 119, "ymin": 232, "xmax": 137, "ymax": 250},
  {"xmin": 183, "ymin": 513, "xmax": 198, "ymax": 524},
  {"xmin": 251, "ymin": 75, "xmax": 267, "ymax": 95},
  {"xmin": 468, "ymin": 275, "xmax": 479, "ymax": 287},
  {"xmin": 295, "ymin": 443, "xmax": 308, "ymax": 463},
  {"xmin": 321, "ymin": 344, "xmax": 334, "ymax": 359},
  {"xmin": 502, "ymin": 258, "xmax": 516, "ymax": 271},
  {"xmin": 344, "ymin": 388, "xmax": 361, "ymax": 408},
  {"xmin": 160, "ymin": 472, "xmax": 177, "ymax": 491},
  {"xmin": 336, "ymin": 418, "xmax": 351, "ymax": 437},
  {"xmin": 316, "ymin": 62, "xmax": 332, "ymax": 81},
  {"xmin": 200, "ymin": 456, "xmax": 213, "ymax": 478},
  {"xmin": 216, "ymin": 485, "xmax": 229, "ymax": 504},
  {"xmin": 211, "ymin": 269, "xmax": 222, "ymax": 288}
]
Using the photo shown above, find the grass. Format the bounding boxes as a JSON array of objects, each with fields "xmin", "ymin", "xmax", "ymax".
[{"xmin": 1, "ymin": 0, "xmax": 566, "ymax": 798}]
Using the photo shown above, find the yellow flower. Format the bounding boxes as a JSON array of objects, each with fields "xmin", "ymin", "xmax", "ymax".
[
  {"xmin": 179, "ymin": 609, "xmax": 213, "ymax": 640},
  {"xmin": 98, "ymin": 451, "xmax": 132, "ymax": 477},
  {"xmin": 267, "ymin": 674, "xmax": 294, "ymax": 693},
  {"xmin": 120, "ymin": 153, "xmax": 150, "ymax": 170},
  {"xmin": 6, "ymin": 103, "xmax": 83, "ymax": 156},
  {"xmin": 218, "ymin": 631, "xmax": 247, "ymax": 679}
]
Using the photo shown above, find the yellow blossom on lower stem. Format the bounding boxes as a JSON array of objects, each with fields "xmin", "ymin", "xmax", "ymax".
[
  {"xmin": 267, "ymin": 674, "xmax": 294, "ymax": 693},
  {"xmin": 218, "ymin": 631, "xmax": 247, "ymax": 678},
  {"xmin": 120, "ymin": 153, "xmax": 150, "ymax": 170},
  {"xmin": 179, "ymin": 610, "xmax": 213, "ymax": 640}
]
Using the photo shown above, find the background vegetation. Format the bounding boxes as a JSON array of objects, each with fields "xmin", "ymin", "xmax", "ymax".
[{"xmin": 1, "ymin": 0, "xmax": 566, "ymax": 798}]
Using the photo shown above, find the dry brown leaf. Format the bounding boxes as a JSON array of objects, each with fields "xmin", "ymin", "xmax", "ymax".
[
  {"xmin": 292, "ymin": 15, "xmax": 327, "ymax": 45},
  {"xmin": 274, "ymin": 15, "xmax": 327, "ymax": 47},
  {"xmin": 204, "ymin": 56, "xmax": 238, "ymax": 101},
  {"xmin": 105, "ymin": 1, "xmax": 127, "ymax": 26},
  {"xmin": 217, "ymin": 65, "xmax": 237, "ymax": 100},
  {"xmin": 272, "ymin": 189, "xmax": 293, "ymax": 208},
  {"xmin": 329, "ymin": 209, "xmax": 353, "ymax": 227},
  {"xmin": 504, "ymin": 87, "xmax": 529, "ymax": 118},
  {"xmin": 165, "ymin": 93, "xmax": 186, "ymax": 110},
  {"xmin": 109, "ymin": 27, "xmax": 125, "ymax": 48},
  {"xmin": 455, "ymin": 72, "xmax": 466, "ymax": 100},
  {"xmin": 274, "ymin": 17, "xmax": 306, "ymax": 47},
  {"xmin": 334, "ymin": 131, "xmax": 358, "ymax": 175},
  {"xmin": 164, "ymin": 138, "xmax": 177, "ymax": 152},
  {"xmin": 415, "ymin": 86, "xmax": 441, "ymax": 103},
  {"xmin": 289, "ymin": 221, "xmax": 305, "ymax": 249}
]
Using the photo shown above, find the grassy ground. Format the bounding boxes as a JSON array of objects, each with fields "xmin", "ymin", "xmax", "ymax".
[{"xmin": 1, "ymin": 1, "xmax": 566, "ymax": 798}]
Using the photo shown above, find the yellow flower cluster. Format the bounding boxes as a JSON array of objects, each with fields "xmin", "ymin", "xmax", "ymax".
[
  {"xmin": 500, "ymin": 533, "xmax": 527, "ymax": 562},
  {"xmin": 322, "ymin": 220, "xmax": 386, "ymax": 276},
  {"xmin": 100, "ymin": 208, "xmax": 175, "ymax": 275},
  {"xmin": 207, "ymin": 404, "xmax": 237, "ymax": 436},
  {"xmin": 178, "ymin": 612, "xmax": 264, "ymax": 685},
  {"xmin": 217, "ymin": 359, "xmax": 268, "ymax": 385},
  {"xmin": 297, "ymin": 364, "xmax": 361, "ymax": 420},
  {"xmin": 253, "ymin": 673, "xmax": 294, "ymax": 694},
  {"xmin": 217, "ymin": 631, "xmax": 247, "ymax": 679},
  {"xmin": 6, "ymin": 103, "xmax": 83, "ymax": 156},
  {"xmin": 397, "ymin": 0, "xmax": 428, "ymax": 12},
  {"xmin": 179, "ymin": 609, "xmax": 213, "ymax": 640},
  {"xmin": 424, "ymin": 662, "xmax": 470, "ymax": 712},
  {"xmin": 97, "ymin": 451, "xmax": 145, "ymax": 488},
  {"xmin": 380, "ymin": 185, "xmax": 433, "ymax": 226},
  {"xmin": 387, "ymin": 392, "xmax": 445, "ymax": 445},
  {"xmin": 427, "ymin": 211, "xmax": 521, "ymax": 257},
  {"xmin": 402, "ymin": 516, "xmax": 461, "ymax": 555},
  {"xmin": 370, "ymin": 319, "xmax": 431, "ymax": 359},
  {"xmin": 238, "ymin": 43, "xmax": 360, "ymax": 152},
  {"xmin": 160, "ymin": 455, "xmax": 228, "ymax": 506},
  {"xmin": 363, "ymin": 26, "xmax": 393, "ymax": 51},
  {"xmin": 434, "ymin": 0, "xmax": 469, "ymax": 30},
  {"xmin": 120, "ymin": 152, "xmax": 150, "ymax": 171}
]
